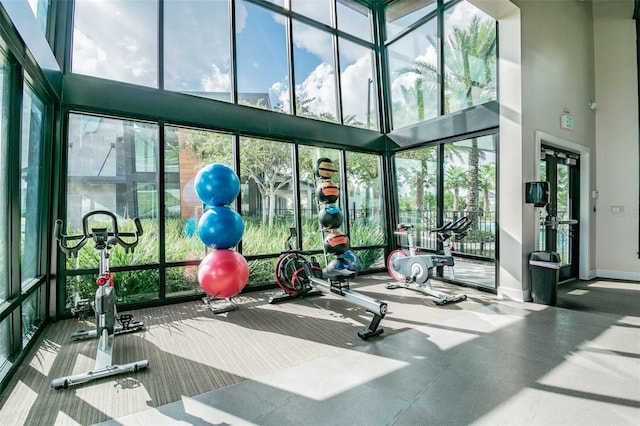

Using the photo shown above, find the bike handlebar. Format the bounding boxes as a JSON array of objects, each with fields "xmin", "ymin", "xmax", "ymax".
[
  {"xmin": 395, "ymin": 216, "xmax": 472, "ymax": 239},
  {"xmin": 54, "ymin": 219, "xmax": 87, "ymax": 258},
  {"xmin": 56, "ymin": 210, "xmax": 143, "ymax": 258}
]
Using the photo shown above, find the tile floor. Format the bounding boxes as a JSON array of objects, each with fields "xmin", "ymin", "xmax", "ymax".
[{"xmin": 96, "ymin": 278, "xmax": 640, "ymax": 426}]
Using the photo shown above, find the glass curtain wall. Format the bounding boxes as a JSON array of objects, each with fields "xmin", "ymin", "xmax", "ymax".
[
  {"xmin": 64, "ymin": 113, "xmax": 160, "ymax": 307},
  {"xmin": 236, "ymin": 0, "xmax": 290, "ymax": 111},
  {"xmin": 59, "ymin": 111, "xmax": 386, "ymax": 308},
  {"xmin": 164, "ymin": 0, "xmax": 232, "ymax": 102},
  {"xmin": 345, "ymin": 151, "xmax": 385, "ymax": 269},
  {"xmin": 20, "ymin": 83, "xmax": 46, "ymax": 288},
  {"xmin": 393, "ymin": 133, "xmax": 497, "ymax": 289},
  {"xmin": 164, "ymin": 126, "xmax": 234, "ymax": 297},
  {"xmin": 20, "ymin": 81, "xmax": 47, "ymax": 346},
  {"xmin": 0, "ymin": 50, "xmax": 9, "ymax": 305},
  {"xmin": 0, "ymin": 47, "xmax": 10, "ymax": 383},
  {"xmin": 71, "ymin": 0, "xmax": 158, "ymax": 87},
  {"xmin": 386, "ymin": 0, "xmax": 496, "ymax": 129},
  {"xmin": 0, "ymin": 47, "xmax": 52, "ymax": 385},
  {"xmin": 71, "ymin": 0, "xmax": 377, "ymax": 130}
]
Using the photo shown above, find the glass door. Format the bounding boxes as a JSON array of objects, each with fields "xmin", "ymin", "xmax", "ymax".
[{"xmin": 539, "ymin": 147, "xmax": 580, "ymax": 281}]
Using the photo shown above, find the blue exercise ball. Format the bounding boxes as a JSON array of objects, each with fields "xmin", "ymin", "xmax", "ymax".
[
  {"xmin": 326, "ymin": 258, "xmax": 348, "ymax": 273},
  {"xmin": 318, "ymin": 206, "xmax": 343, "ymax": 229},
  {"xmin": 183, "ymin": 217, "xmax": 197, "ymax": 238},
  {"xmin": 194, "ymin": 163, "xmax": 240, "ymax": 207},
  {"xmin": 197, "ymin": 206, "xmax": 245, "ymax": 249},
  {"xmin": 340, "ymin": 249, "xmax": 361, "ymax": 272}
]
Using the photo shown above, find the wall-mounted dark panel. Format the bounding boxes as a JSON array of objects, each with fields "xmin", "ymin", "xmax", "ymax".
[
  {"xmin": 62, "ymin": 74, "xmax": 386, "ymax": 152},
  {"xmin": 386, "ymin": 101, "xmax": 499, "ymax": 150}
]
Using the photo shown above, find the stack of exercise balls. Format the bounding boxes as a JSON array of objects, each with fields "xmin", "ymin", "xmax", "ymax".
[
  {"xmin": 314, "ymin": 158, "xmax": 361, "ymax": 273},
  {"xmin": 194, "ymin": 163, "xmax": 249, "ymax": 298}
]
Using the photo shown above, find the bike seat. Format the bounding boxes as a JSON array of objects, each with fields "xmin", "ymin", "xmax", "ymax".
[
  {"xmin": 396, "ymin": 223, "xmax": 414, "ymax": 231},
  {"xmin": 324, "ymin": 268, "xmax": 355, "ymax": 281}
]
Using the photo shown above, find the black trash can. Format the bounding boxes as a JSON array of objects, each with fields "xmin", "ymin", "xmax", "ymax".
[{"xmin": 529, "ymin": 251, "xmax": 561, "ymax": 305}]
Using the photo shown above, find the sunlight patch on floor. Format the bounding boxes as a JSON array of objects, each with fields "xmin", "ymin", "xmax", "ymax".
[
  {"xmin": 567, "ymin": 289, "xmax": 590, "ymax": 295},
  {"xmin": 29, "ymin": 339, "xmax": 60, "ymax": 376},
  {"xmin": 182, "ymin": 395, "xmax": 258, "ymax": 425},
  {"xmin": 76, "ymin": 379, "xmax": 153, "ymax": 419},
  {"xmin": 0, "ymin": 380, "xmax": 38, "ymax": 425},
  {"xmin": 413, "ymin": 324, "xmax": 480, "ymax": 351},
  {"xmin": 253, "ymin": 349, "xmax": 408, "ymax": 401},
  {"xmin": 54, "ymin": 410, "xmax": 83, "ymax": 425},
  {"xmin": 588, "ymin": 281, "xmax": 640, "ymax": 291}
]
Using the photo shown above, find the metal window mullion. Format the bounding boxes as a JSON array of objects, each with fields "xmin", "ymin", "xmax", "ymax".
[
  {"xmin": 339, "ymin": 150, "xmax": 349, "ymax": 237},
  {"xmin": 287, "ymin": 12, "xmax": 295, "ymax": 115},
  {"xmin": 230, "ymin": 0, "xmax": 238, "ymax": 104},
  {"xmin": 292, "ymin": 144, "xmax": 303, "ymax": 250},
  {"xmin": 334, "ymin": 33, "xmax": 343, "ymax": 124},
  {"xmin": 437, "ymin": 0, "xmax": 445, "ymax": 117},
  {"xmin": 233, "ymin": 133, "xmax": 243, "ymax": 253},
  {"xmin": 158, "ymin": 120, "xmax": 166, "ymax": 300},
  {"xmin": 7, "ymin": 56, "xmax": 24, "ymax": 360},
  {"xmin": 374, "ymin": 3, "xmax": 391, "ymax": 134},
  {"xmin": 158, "ymin": 0, "xmax": 164, "ymax": 90}
]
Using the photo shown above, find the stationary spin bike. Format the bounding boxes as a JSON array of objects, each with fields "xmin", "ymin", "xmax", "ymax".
[
  {"xmin": 51, "ymin": 210, "xmax": 149, "ymax": 389},
  {"xmin": 385, "ymin": 216, "xmax": 471, "ymax": 305}
]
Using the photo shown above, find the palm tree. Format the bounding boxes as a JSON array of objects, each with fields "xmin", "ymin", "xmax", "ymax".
[
  {"xmin": 445, "ymin": 165, "xmax": 467, "ymax": 213},
  {"xmin": 478, "ymin": 163, "xmax": 496, "ymax": 213},
  {"xmin": 444, "ymin": 16, "xmax": 496, "ymax": 222},
  {"xmin": 395, "ymin": 13, "xmax": 496, "ymax": 224}
]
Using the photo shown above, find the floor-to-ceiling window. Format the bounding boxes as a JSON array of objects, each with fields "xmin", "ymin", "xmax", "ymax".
[
  {"xmin": 0, "ymin": 46, "xmax": 11, "ymax": 384},
  {"xmin": 0, "ymin": 48, "xmax": 9, "ymax": 306},
  {"xmin": 0, "ymin": 37, "xmax": 54, "ymax": 388},
  {"xmin": 345, "ymin": 151, "xmax": 386, "ymax": 268},
  {"xmin": 59, "ymin": 109, "xmax": 389, "ymax": 310},
  {"xmin": 236, "ymin": 0, "xmax": 290, "ymax": 111},
  {"xmin": 72, "ymin": 0, "xmax": 158, "ymax": 87},
  {"xmin": 163, "ymin": 126, "xmax": 234, "ymax": 297},
  {"xmin": 164, "ymin": 0, "xmax": 232, "ymax": 102},
  {"xmin": 393, "ymin": 132, "xmax": 497, "ymax": 290},
  {"xmin": 19, "ymin": 80, "xmax": 47, "ymax": 344},
  {"xmin": 386, "ymin": 0, "xmax": 496, "ymax": 129},
  {"xmin": 71, "ymin": 0, "xmax": 378, "ymax": 129},
  {"xmin": 20, "ymin": 82, "xmax": 46, "ymax": 288},
  {"xmin": 63, "ymin": 113, "xmax": 160, "ymax": 307}
]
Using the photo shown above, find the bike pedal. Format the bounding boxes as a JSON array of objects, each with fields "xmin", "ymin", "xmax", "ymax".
[
  {"xmin": 119, "ymin": 313, "xmax": 134, "ymax": 329},
  {"xmin": 72, "ymin": 299, "xmax": 92, "ymax": 320}
]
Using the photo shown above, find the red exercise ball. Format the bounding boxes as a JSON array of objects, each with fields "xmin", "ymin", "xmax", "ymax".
[{"xmin": 198, "ymin": 249, "xmax": 249, "ymax": 298}]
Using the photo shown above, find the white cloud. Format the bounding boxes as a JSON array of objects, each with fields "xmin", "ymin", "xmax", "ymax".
[
  {"xmin": 202, "ymin": 64, "xmax": 231, "ymax": 92},
  {"xmin": 340, "ymin": 54, "xmax": 372, "ymax": 122},
  {"xmin": 293, "ymin": 22, "xmax": 334, "ymax": 65},
  {"xmin": 72, "ymin": 30, "xmax": 107, "ymax": 76},
  {"xmin": 295, "ymin": 62, "xmax": 336, "ymax": 117},
  {"xmin": 270, "ymin": 80, "xmax": 290, "ymax": 112}
]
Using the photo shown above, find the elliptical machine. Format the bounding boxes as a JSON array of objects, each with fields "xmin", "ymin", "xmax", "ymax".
[
  {"xmin": 51, "ymin": 210, "xmax": 149, "ymax": 389},
  {"xmin": 385, "ymin": 216, "xmax": 471, "ymax": 305}
]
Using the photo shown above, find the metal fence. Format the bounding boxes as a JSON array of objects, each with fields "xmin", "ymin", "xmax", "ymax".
[{"xmin": 397, "ymin": 210, "xmax": 496, "ymax": 258}]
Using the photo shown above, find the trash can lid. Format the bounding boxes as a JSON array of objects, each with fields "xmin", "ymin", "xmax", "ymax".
[
  {"xmin": 529, "ymin": 260, "xmax": 561, "ymax": 269},
  {"xmin": 529, "ymin": 251, "xmax": 561, "ymax": 268},
  {"xmin": 530, "ymin": 251, "xmax": 560, "ymax": 262}
]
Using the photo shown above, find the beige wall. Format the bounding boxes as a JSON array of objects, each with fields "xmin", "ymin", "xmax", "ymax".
[
  {"xmin": 472, "ymin": 0, "xmax": 638, "ymax": 300},
  {"xmin": 593, "ymin": 0, "xmax": 639, "ymax": 280}
]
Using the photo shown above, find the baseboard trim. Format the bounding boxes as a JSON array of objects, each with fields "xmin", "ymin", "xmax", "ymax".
[{"xmin": 595, "ymin": 269, "xmax": 640, "ymax": 282}]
